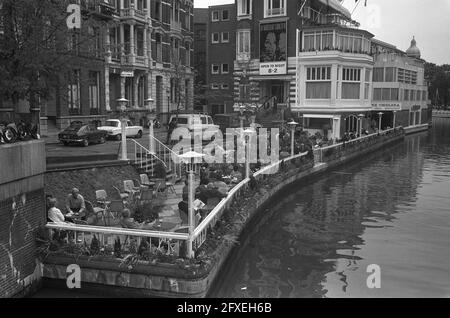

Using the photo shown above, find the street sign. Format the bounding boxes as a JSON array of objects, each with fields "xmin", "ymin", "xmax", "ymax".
[{"xmin": 121, "ymin": 71, "xmax": 134, "ymax": 78}]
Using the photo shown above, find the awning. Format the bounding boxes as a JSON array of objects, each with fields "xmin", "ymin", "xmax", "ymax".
[
  {"xmin": 249, "ymin": 75, "xmax": 294, "ymax": 81},
  {"xmin": 317, "ymin": 0, "xmax": 352, "ymax": 19}
]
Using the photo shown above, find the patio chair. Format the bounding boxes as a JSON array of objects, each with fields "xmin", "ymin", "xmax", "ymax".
[
  {"xmin": 165, "ymin": 174, "xmax": 177, "ymax": 194},
  {"xmin": 133, "ymin": 179, "xmax": 149, "ymax": 190},
  {"xmin": 85, "ymin": 200, "xmax": 105, "ymax": 220},
  {"xmin": 154, "ymin": 179, "xmax": 167, "ymax": 197},
  {"xmin": 112, "ymin": 185, "xmax": 129, "ymax": 201},
  {"xmin": 140, "ymin": 174, "xmax": 155, "ymax": 188},
  {"xmin": 95, "ymin": 190, "xmax": 109, "ymax": 204},
  {"xmin": 139, "ymin": 188, "xmax": 154, "ymax": 205},
  {"xmin": 124, "ymin": 180, "xmax": 140, "ymax": 196}
]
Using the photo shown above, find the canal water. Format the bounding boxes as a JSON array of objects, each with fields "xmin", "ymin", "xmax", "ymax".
[
  {"xmin": 33, "ymin": 119, "xmax": 450, "ymax": 298},
  {"xmin": 209, "ymin": 118, "xmax": 450, "ymax": 298}
]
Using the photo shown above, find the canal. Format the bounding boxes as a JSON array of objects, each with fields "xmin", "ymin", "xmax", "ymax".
[
  {"xmin": 209, "ymin": 118, "xmax": 450, "ymax": 298},
  {"xmin": 33, "ymin": 119, "xmax": 450, "ymax": 298}
]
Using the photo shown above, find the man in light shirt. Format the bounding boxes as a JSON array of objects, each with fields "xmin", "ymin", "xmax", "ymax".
[
  {"xmin": 66, "ymin": 188, "xmax": 86, "ymax": 219},
  {"xmin": 47, "ymin": 198, "xmax": 66, "ymax": 223}
]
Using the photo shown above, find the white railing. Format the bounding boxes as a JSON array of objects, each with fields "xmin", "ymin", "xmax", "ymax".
[
  {"xmin": 45, "ymin": 223, "xmax": 189, "ymax": 258},
  {"xmin": 129, "ymin": 139, "xmax": 167, "ymax": 175},
  {"xmin": 192, "ymin": 152, "xmax": 309, "ymax": 249},
  {"xmin": 313, "ymin": 127, "xmax": 401, "ymax": 164},
  {"xmin": 149, "ymin": 136, "xmax": 183, "ymax": 180}
]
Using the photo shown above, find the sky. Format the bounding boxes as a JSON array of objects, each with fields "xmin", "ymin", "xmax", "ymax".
[{"xmin": 194, "ymin": 0, "xmax": 450, "ymax": 65}]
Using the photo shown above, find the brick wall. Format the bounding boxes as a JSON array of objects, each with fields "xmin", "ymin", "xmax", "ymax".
[{"xmin": 0, "ymin": 189, "xmax": 46, "ymax": 298}]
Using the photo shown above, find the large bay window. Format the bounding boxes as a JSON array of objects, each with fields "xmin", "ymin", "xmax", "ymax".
[
  {"xmin": 302, "ymin": 30, "xmax": 371, "ymax": 54},
  {"xmin": 342, "ymin": 68, "xmax": 361, "ymax": 99},
  {"xmin": 264, "ymin": 0, "xmax": 286, "ymax": 17},
  {"xmin": 306, "ymin": 66, "xmax": 331, "ymax": 99},
  {"xmin": 373, "ymin": 88, "xmax": 399, "ymax": 101},
  {"xmin": 237, "ymin": 0, "xmax": 252, "ymax": 17},
  {"xmin": 237, "ymin": 30, "xmax": 251, "ymax": 61}
]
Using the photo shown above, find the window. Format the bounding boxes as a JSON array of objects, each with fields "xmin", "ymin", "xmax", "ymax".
[
  {"xmin": 67, "ymin": 70, "xmax": 80, "ymax": 114},
  {"xmin": 303, "ymin": 30, "xmax": 333, "ymax": 51},
  {"xmin": 222, "ymin": 10, "xmax": 229, "ymax": 21},
  {"xmin": 221, "ymin": 84, "xmax": 230, "ymax": 90},
  {"xmin": 364, "ymin": 69, "xmax": 371, "ymax": 100},
  {"xmin": 237, "ymin": 0, "xmax": 252, "ymax": 16},
  {"xmin": 212, "ymin": 33, "xmax": 220, "ymax": 43},
  {"xmin": 212, "ymin": 11, "xmax": 219, "ymax": 22},
  {"xmin": 211, "ymin": 83, "xmax": 220, "ymax": 90},
  {"xmin": 237, "ymin": 30, "xmax": 251, "ymax": 60},
  {"xmin": 88, "ymin": 71, "xmax": 100, "ymax": 112},
  {"xmin": 265, "ymin": 0, "xmax": 286, "ymax": 17},
  {"xmin": 221, "ymin": 32, "xmax": 230, "ymax": 43},
  {"xmin": 385, "ymin": 67, "xmax": 396, "ymax": 82},
  {"xmin": 404, "ymin": 89, "xmax": 410, "ymax": 101},
  {"xmin": 211, "ymin": 64, "xmax": 220, "ymax": 74},
  {"xmin": 398, "ymin": 68, "xmax": 418, "ymax": 84},
  {"xmin": 306, "ymin": 66, "xmax": 331, "ymax": 99},
  {"xmin": 222, "ymin": 64, "xmax": 229, "ymax": 74},
  {"xmin": 373, "ymin": 68, "xmax": 384, "ymax": 82},
  {"xmin": 372, "ymin": 88, "xmax": 400, "ymax": 101},
  {"xmin": 342, "ymin": 68, "xmax": 361, "ymax": 99}
]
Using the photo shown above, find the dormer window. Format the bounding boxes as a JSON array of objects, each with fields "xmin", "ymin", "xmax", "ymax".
[{"xmin": 264, "ymin": 0, "xmax": 286, "ymax": 18}]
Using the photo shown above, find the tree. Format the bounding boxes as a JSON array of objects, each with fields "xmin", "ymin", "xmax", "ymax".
[{"xmin": 0, "ymin": 0, "xmax": 108, "ymax": 124}]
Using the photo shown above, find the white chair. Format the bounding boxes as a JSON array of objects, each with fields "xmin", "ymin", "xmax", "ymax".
[{"xmin": 140, "ymin": 174, "xmax": 155, "ymax": 188}]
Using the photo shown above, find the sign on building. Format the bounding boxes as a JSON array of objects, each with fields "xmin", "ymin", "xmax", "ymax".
[
  {"xmin": 372, "ymin": 103, "xmax": 402, "ymax": 111},
  {"xmin": 121, "ymin": 71, "xmax": 134, "ymax": 78},
  {"xmin": 259, "ymin": 22, "xmax": 287, "ymax": 75}
]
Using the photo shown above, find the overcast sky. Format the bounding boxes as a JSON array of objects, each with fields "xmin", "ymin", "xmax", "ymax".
[{"xmin": 194, "ymin": 0, "xmax": 450, "ymax": 65}]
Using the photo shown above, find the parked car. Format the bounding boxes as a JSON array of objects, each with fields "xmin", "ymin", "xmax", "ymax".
[
  {"xmin": 58, "ymin": 122, "xmax": 107, "ymax": 147},
  {"xmin": 168, "ymin": 114, "xmax": 220, "ymax": 140},
  {"xmin": 97, "ymin": 119, "xmax": 144, "ymax": 140}
]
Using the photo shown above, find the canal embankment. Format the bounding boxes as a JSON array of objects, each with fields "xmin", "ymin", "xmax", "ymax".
[{"xmin": 39, "ymin": 128, "xmax": 406, "ymax": 298}]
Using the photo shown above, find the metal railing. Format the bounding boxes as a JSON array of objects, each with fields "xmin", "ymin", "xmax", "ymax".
[
  {"xmin": 148, "ymin": 136, "xmax": 183, "ymax": 179},
  {"xmin": 129, "ymin": 139, "xmax": 167, "ymax": 174},
  {"xmin": 45, "ymin": 223, "xmax": 188, "ymax": 258},
  {"xmin": 313, "ymin": 128, "xmax": 402, "ymax": 164},
  {"xmin": 192, "ymin": 151, "xmax": 309, "ymax": 249}
]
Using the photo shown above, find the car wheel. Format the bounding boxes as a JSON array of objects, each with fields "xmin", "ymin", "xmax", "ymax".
[
  {"xmin": 83, "ymin": 139, "xmax": 89, "ymax": 147},
  {"xmin": 62, "ymin": 141, "xmax": 69, "ymax": 146},
  {"xmin": 136, "ymin": 130, "xmax": 143, "ymax": 139},
  {"xmin": 116, "ymin": 134, "xmax": 122, "ymax": 141},
  {"xmin": 99, "ymin": 136, "xmax": 106, "ymax": 144}
]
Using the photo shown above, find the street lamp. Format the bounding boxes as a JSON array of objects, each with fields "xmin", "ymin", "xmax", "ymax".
[
  {"xmin": 288, "ymin": 120, "xmax": 298, "ymax": 157},
  {"xmin": 179, "ymin": 151, "xmax": 205, "ymax": 258},
  {"xmin": 393, "ymin": 111, "xmax": 397, "ymax": 129},
  {"xmin": 145, "ymin": 97, "xmax": 155, "ymax": 154},
  {"xmin": 358, "ymin": 114, "xmax": 365, "ymax": 137},
  {"xmin": 378, "ymin": 112, "xmax": 384, "ymax": 132},
  {"xmin": 244, "ymin": 128, "xmax": 256, "ymax": 179},
  {"xmin": 117, "ymin": 98, "xmax": 129, "ymax": 161}
]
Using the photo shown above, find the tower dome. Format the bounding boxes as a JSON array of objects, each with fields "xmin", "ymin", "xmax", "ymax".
[{"xmin": 406, "ymin": 36, "xmax": 421, "ymax": 59}]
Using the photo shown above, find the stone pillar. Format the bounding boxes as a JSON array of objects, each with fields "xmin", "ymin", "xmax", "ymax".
[
  {"xmin": 134, "ymin": 75, "xmax": 139, "ymax": 108},
  {"xmin": 130, "ymin": 23, "xmax": 135, "ymax": 63},
  {"xmin": 120, "ymin": 23, "xmax": 125, "ymax": 59},
  {"xmin": 105, "ymin": 27, "xmax": 111, "ymax": 63},
  {"xmin": 143, "ymin": 26, "xmax": 148, "ymax": 67},
  {"xmin": 105, "ymin": 66, "xmax": 111, "ymax": 111},
  {"xmin": 147, "ymin": 72, "xmax": 153, "ymax": 109},
  {"xmin": 120, "ymin": 77, "xmax": 126, "ymax": 103}
]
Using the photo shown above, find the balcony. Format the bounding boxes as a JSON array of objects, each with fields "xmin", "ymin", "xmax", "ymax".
[
  {"xmin": 120, "ymin": 6, "xmax": 148, "ymax": 23},
  {"xmin": 121, "ymin": 54, "xmax": 147, "ymax": 68},
  {"xmin": 170, "ymin": 20, "xmax": 182, "ymax": 33},
  {"xmin": 81, "ymin": 0, "xmax": 117, "ymax": 21}
]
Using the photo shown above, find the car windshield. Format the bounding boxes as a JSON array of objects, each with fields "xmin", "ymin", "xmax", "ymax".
[
  {"xmin": 65, "ymin": 123, "xmax": 83, "ymax": 132},
  {"xmin": 105, "ymin": 121, "xmax": 119, "ymax": 127}
]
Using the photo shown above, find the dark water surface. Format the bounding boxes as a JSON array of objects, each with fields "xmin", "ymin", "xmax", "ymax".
[
  {"xmin": 34, "ymin": 119, "xmax": 450, "ymax": 298},
  {"xmin": 209, "ymin": 118, "xmax": 450, "ymax": 298}
]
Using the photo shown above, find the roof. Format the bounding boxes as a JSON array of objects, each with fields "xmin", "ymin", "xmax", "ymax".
[{"xmin": 317, "ymin": 0, "xmax": 352, "ymax": 19}]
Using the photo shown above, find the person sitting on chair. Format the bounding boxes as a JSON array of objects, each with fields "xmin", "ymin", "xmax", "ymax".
[
  {"xmin": 66, "ymin": 188, "xmax": 86, "ymax": 219},
  {"xmin": 120, "ymin": 209, "xmax": 155, "ymax": 230},
  {"xmin": 47, "ymin": 198, "xmax": 66, "ymax": 224}
]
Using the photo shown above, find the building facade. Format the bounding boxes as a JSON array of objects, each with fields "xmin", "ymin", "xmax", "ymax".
[
  {"xmin": 193, "ymin": 5, "xmax": 236, "ymax": 115},
  {"xmin": 194, "ymin": 0, "xmax": 430, "ymax": 140}
]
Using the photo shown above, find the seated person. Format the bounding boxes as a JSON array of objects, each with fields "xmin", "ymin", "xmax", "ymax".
[
  {"xmin": 47, "ymin": 198, "xmax": 66, "ymax": 224},
  {"xmin": 200, "ymin": 164, "xmax": 210, "ymax": 185},
  {"xmin": 66, "ymin": 188, "xmax": 86, "ymax": 219},
  {"xmin": 120, "ymin": 209, "xmax": 156, "ymax": 230},
  {"xmin": 230, "ymin": 166, "xmax": 243, "ymax": 183}
]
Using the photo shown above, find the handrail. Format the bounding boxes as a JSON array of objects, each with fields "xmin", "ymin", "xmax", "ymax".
[
  {"xmin": 192, "ymin": 152, "xmax": 309, "ymax": 246},
  {"xmin": 45, "ymin": 223, "xmax": 189, "ymax": 240},
  {"xmin": 129, "ymin": 139, "xmax": 167, "ymax": 168}
]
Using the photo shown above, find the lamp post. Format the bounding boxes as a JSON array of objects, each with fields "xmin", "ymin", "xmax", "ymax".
[
  {"xmin": 117, "ymin": 98, "xmax": 129, "ymax": 160},
  {"xmin": 358, "ymin": 114, "xmax": 365, "ymax": 137},
  {"xmin": 179, "ymin": 151, "xmax": 205, "ymax": 259},
  {"xmin": 378, "ymin": 112, "xmax": 384, "ymax": 132},
  {"xmin": 145, "ymin": 97, "xmax": 155, "ymax": 154},
  {"xmin": 393, "ymin": 111, "xmax": 397, "ymax": 129},
  {"xmin": 244, "ymin": 128, "xmax": 256, "ymax": 179},
  {"xmin": 288, "ymin": 120, "xmax": 298, "ymax": 157}
]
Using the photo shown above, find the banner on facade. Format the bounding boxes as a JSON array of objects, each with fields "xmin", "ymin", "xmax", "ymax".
[
  {"xmin": 121, "ymin": 71, "xmax": 134, "ymax": 78},
  {"xmin": 259, "ymin": 22, "xmax": 287, "ymax": 75},
  {"xmin": 371, "ymin": 103, "xmax": 402, "ymax": 111}
]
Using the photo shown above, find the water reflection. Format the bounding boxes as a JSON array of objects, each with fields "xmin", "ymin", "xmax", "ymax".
[{"xmin": 211, "ymin": 119, "xmax": 450, "ymax": 298}]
